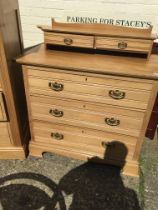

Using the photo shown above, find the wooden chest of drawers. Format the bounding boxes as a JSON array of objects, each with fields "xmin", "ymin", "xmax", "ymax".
[{"xmin": 17, "ymin": 44, "xmax": 158, "ymax": 176}]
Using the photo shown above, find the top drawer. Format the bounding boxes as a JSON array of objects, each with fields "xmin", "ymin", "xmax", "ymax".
[
  {"xmin": 44, "ymin": 32, "xmax": 94, "ymax": 48},
  {"xmin": 95, "ymin": 37, "xmax": 152, "ymax": 53},
  {"xmin": 27, "ymin": 67, "xmax": 153, "ymax": 110},
  {"xmin": 0, "ymin": 92, "xmax": 7, "ymax": 121}
]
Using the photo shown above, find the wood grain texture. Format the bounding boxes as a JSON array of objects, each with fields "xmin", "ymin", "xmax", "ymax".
[
  {"xmin": 0, "ymin": 123, "xmax": 12, "ymax": 146},
  {"xmin": 0, "ymin": 0, "xmax": 29, "ymax": 158},
  {"xmin": 18, "ymin": 43, "xmax": 158, "ymax": 176},
  {"xmin": 27, "ymin": 66, "xmax": 154, "ymax": 90},
  {"xmin": 39, "ymin": 19, "xmax": 156, "ymax": 40},
  {"xmin": 133, "ymin": 82, "xmax": 158, "ymax": 160},
  {"xmin": 32, "ymin": 120, "xmax": 138, "ymax": 146},
  {"xmin": 32, "ymin": 120, "xmax": 136, "ymax": 159},
  {"xmin": 27, "ymin": 67, "xmax": 152, "ymax": 110},
  {"xmin": 30, "ymin": 96, "xmax": 144, "ymax": 137},
  {"xmin": 38, "ymin": 19, "xmax": 158, "ymax": 57},
  {"xmin": 95, "ymin": 37, "xmax": 152, "ymax": 53},
  {"xmin": 0, "ymin": 92, "xmax": 7, "ymax": 121},
  {"xmin": 44, "ymin": 32, "xmax": 94, "ymax": 48},
  {"xmin": 0, "ymin": 147, "xmax": 25, "ymax": 159},
  {"xmin": 16, "ymin": 44, "xmax": 158, "ymax": 80},
  {"xmin": 29, "ymin": 141, "xmax": 139, "ymax": 177}
]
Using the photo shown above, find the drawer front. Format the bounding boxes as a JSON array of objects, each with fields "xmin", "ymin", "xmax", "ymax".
[
  {"xmin": 30, "ymin": 96, "xmax": 144, "ymax": 137},
  {"xmin": 95, "ymin": 37, "xmax": 152, "ymax": 53},
  {"xmin": 0, "ymin": 92, "xmax": 7, "ymax": 121},
  {"xmin": 44, "ymin": 32, "xmax": 94, "ymax": 48},
  {"xmin": 28, "ymin": 70, "xmax": 151, "ymax": 110},
  {"xmin": 33, "ymin": 121, "xmax": 136, "ymax": 160},
  {"xmin": 0, "ymin": 123, "xmax": 12, "ymax": 146},
  {"xmin": 28, "ymin": 67, "xmax": 153, "ymax": 91}
]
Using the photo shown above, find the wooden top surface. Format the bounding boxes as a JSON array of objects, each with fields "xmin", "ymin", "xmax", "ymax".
[{"xmin": 17, "ymin": 44, "xmax": 158, "ymax": 80}]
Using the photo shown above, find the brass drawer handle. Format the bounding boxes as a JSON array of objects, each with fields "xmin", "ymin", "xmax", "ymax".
[
  {"xmin": 102, "ymin": 141, "xmax": 115, "ymax": 148},
  {"xmin": 64, "ymin": 38, "xmax": 73, "ymax": 45},
  {"xmin": 105, "ymin": 117, "xmax": 120, "ymax": 126},
  {"xmin": 109, "ymin": 90, "xmax": 125, "ymax": 100},
  {"xmin": 49, "ymin": 109, "xmax": 63, "ymax": 117},
  {"xmin": 118, "ymin": 42, "xmax": 128, "ymax": 49},
  {"xmin": 48, "ymin": 82, "xmax": 64, "ymax": 91},
  {"xmin": 51, "ymin": 132, "xmax": 64, "ymax": 140}
]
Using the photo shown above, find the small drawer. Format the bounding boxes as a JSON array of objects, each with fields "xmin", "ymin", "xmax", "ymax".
[
  {"xmin": 95, "ymin": 37, "xmax": 152, "ymax": 53},
  {"xmin": 30, "ymin": 96, "xmax": 144, "ymax": 137},
  {"xmin": 27, "ymin": 68, "xmax": 152, "ymax": 110},
  {"xmin": 44, "ymin": 32, "xmax": 94, "ymax": 48},
  {"xmin": 0, "ymin": 92, "xmax": 7, "ymax": 122},
  {"xmin": 32, "ymin": 121, "xmax": 136, "ymax": 161}
]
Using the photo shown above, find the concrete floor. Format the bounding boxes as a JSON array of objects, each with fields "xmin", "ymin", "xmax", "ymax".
[
  {"xmin": 0, "ymin": 153, "xmax": 140, "ymax": 210},
  {"xmin": 140, "ymin": 135, "xmax": 158, "ymax": 210},
  {"xmin": 0, "ymin": 135, "xmax": 157, "ymax": 210}
]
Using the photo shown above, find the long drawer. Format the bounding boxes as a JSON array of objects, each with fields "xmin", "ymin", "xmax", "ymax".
[
  {"xmin": 32, "ymin": 121, "xmax": 137, "ymax": 160},
  {"xmin": 30, "ymin": 96, "xmax": 144, "ymax": 137},
  {"xmin": 27, "ymin": 68, "xmax": 152, "ymax": 110},
  {"xmin": 0, "ymin": 91, "xmax": 7, "ymax": 121}
]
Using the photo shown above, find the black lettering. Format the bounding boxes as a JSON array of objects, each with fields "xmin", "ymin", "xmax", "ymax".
[
  {"xmin": 109, "ymin": 19, "xmax": 114, "ymax": 25},
  {"xmin": 75, "ymin": 17, "xmax": 81, "ymax": 23},
  {"xmin": 119, "ymin": 20, "xmax": 124, "ymax": 26},
  {"xmin": 99, "ymin": 18, "xmax": 105, "ymax": 24},
  {"xmin": 128, "ymin": 21, "xmax": 135, "ymax": 27},
  {"xmin": 135, "ymin": 21, "xmax": 141, "ymax": 28},
  {"xmin": 116, "ymin": 20, "xmax": 121, "ymax": 26},
  {"xmin": 140, "ymin": 21, "xmax": 145, "ymax": 28},
  {"xmin": 67, "ymin": 16, "xmax": 71, "ymax": 23},
  {"xmin": 124, "ymin": 20, "xmax": 130, "ymax": 27},
  {"xmin": 93, "ymin": 18, "xmax": 98, "ymax": 23},
  {"xmin": 80, "ymin": 17, "xmax": 85, "ymax": 23},
  {"xmin": 146, "ymin": 22, "xmax": 152, "ymax": 28},
  {"xmin": 71, "ymin": 17, "xmax": 76, "ymax": 22}
]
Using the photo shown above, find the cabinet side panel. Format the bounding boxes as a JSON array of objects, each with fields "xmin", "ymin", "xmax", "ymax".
[
  {"xmin": 133, "ymin": 82, "xmax": 158, "ymax": 160},
  {"xmin": 0, "ymin": 0, "xmax": 29, "ymax": 148}
]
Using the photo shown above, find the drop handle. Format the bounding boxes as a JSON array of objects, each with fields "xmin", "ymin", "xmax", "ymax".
[
  {"xmin": 48, "ymin": 82, "xmax": 64, "ymax": 91},
  {"xmin": 118, "ymin": 42, "xmax": 128, "ymax": 49},
  {"xmin": 64, "ymin": 38, "xmax": 73, "ymax": 45},
  {"xmin": 105, "ymin": 117, "xmax": 120, "ymax": 126},
  {"xmin": 51, "ymin": 132, "xmax": 64, "ymax": 140},
  {"xmin": 109, "ymin": 90, "xmax": 125, "ymax": 100},
  {"xmin": 49, "ymin": 109, "xmax": 64, "ymax": 117}
]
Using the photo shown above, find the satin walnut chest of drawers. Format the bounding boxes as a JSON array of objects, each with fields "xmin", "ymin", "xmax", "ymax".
[{"xmin": 17, "ymin": 44, "xmax": 158, "ymax": 176}]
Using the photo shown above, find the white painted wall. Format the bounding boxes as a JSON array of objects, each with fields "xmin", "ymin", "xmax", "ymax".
[{"xmin": 19, "ymin": 0, "xmax": 158, "ymax": 48}]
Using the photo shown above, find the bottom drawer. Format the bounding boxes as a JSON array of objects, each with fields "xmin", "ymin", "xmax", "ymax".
[
  {"xmin": 0, "ymin": 123, "xmax": 12, "ymax": 146},
  {"xmin": 32, "ymin": 121, "xmax": 137, "ymax": 161}
]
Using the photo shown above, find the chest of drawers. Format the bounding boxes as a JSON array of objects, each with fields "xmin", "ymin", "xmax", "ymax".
[{"xmin": 17, "ymin": 44, "xmax": 158, "ymax": 176}]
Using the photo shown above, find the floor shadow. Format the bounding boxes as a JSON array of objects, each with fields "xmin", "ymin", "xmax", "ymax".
[
  {"xmin": 0, "ymin": 172, "xmax": 66, "ymax": 210},
  {"xmin": 58, "ymin": 141, "xmax": 141, "ymax": 210},
  {"xmin": 0, "ymin": 141, "xmax": 140, "ymax": 210}
]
